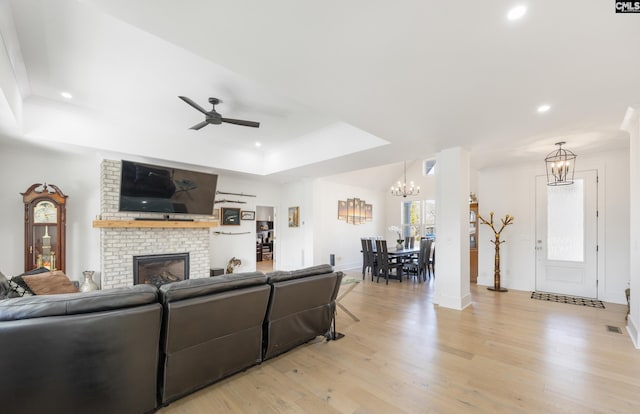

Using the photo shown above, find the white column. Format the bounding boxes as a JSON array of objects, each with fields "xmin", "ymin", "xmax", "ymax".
[
  {"xmin": 433, "ymin": 147, "xmax": 471, "ymax": 310},
  {"xmin": 622, "ymin": 105, "xmax": 640, "ymax": 348}
]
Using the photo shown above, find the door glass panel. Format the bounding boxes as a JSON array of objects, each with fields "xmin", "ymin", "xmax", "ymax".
[{"xmin": 547, "ymin": 179, "xmax": 584, "ymax": 262}]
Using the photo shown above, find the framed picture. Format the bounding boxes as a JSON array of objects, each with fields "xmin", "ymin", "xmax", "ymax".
[
  {"xmin": 241, "ymin": 210, "xmax": 255, "ymax": 220},
  {"xmin": 212, "ymin": 208, "xmax": 220, "ymax": 220},
  {"xmin": 221, "ymin": 207, "xmax": 241, "ymax": 225},
  {"xmin": 365, "ymin": 203, "xmax": 373, "ymax": 221},
  {"xmin": 358, "ymin": 199, "xmax": 366, "ymax": 224},
  {"xmin": 337, "ymin": 200, "xmax": 347, "ymax": 220},
  {"xmin": 288, "ymin": 206, "xmax": 299, "ymax": 227},
  {"xmin": 351, "ymin": 198, "xmax": 360, "ymax": 224},
  {"xmin": 346, "ymin": 198, "xmax": 354, "ymax": 224}
]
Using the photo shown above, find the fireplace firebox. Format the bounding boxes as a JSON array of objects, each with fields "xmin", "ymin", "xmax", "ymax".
[{"xmin": 133, "ymin": 253, "xmax": 189, "ymax": 287}]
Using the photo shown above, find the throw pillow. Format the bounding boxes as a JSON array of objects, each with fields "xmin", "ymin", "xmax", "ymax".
[
  {"xmin": 0, "ymin": 271, "xmax": 20, "ymax": 299},
  {"xmin": 11, "ymin": 267, "xmax": 51, "ymax": 295},
  {"xmin": 22, "ymin": 271, "xmax": 79, "ymax": 295}
]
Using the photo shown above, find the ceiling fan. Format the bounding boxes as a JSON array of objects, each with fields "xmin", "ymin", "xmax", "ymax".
[{"xmin": 178, "ymin": 96, "xmax": 260, "ymax": 129}]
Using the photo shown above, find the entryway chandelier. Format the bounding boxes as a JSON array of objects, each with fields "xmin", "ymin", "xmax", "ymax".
[
  {"xmin": 391, "ymin": 161, "xmax": 420, "ymax": 197},
  {"xmin": 545, "ymin": 141, "xmax": 576, "ymax": 186}
]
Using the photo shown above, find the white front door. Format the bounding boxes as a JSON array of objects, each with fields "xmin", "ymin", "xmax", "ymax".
[{"xmin": 535, "ymin": 170, "xmax": 598, "ymax": 298}]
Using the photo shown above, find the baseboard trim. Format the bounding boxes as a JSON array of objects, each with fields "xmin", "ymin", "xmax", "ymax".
[
  {"xmin": 627, "ymin": 317, "xmax": 640, "ymax": 349},
  {"xmin": 434, "ymin": 292, "xmax": 472, "ymax": 311}
]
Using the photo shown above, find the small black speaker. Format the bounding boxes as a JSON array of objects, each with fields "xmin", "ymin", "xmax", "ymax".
[{"xmin": 329, "ymin": 254, "xmax": 335, "ymax": 266}]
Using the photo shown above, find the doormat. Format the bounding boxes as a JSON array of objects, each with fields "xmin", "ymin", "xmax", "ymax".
[{"xmin": 530, "ymin": 292, "xmax": 605, "ymax": 309}]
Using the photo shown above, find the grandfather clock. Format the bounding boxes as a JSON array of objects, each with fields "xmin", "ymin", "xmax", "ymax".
[{"xmin": 22, "ymin": 183, "xmax": 67, "ymax": 272}]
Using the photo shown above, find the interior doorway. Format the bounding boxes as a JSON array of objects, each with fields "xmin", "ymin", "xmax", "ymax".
[
  {"xmin": 535, "ymin": 170, "xmax": 598, "ymax": 298},
  {"xmin": 256, "ymin": 206, "xmax": 275, "ymax": 273}
]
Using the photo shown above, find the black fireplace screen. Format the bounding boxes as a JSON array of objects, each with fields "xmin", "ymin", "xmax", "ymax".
[{"xmin": 133, "ymin": 253, "xmax": 189, "ymax": 287}]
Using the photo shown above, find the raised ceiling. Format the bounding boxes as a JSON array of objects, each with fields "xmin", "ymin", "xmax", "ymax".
[{"xmin": 1, "ymin": 0, "xmax": 638, "ymax": 182}]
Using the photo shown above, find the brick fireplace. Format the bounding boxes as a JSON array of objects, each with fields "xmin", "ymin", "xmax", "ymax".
[{"xmin": 98, "ymin": 160, "xmax": 211, "ymax": 289}]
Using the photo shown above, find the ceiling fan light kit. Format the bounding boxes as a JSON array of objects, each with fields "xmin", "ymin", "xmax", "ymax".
[{"xmin": 178, "ymin": 96, "xmax": 260, "ymax": 129}]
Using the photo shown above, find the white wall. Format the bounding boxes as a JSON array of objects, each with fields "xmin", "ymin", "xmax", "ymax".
[
  {"xmin": 623, "ymin": 106, "xmax": 639, "ymax": 346},
  {"xmin": 0, "ymin": 136, "xmax": 101, "ymax": 283},
  {"xmin": 208, "ymin": 175, "xmax": 281, "ymax": 273},
  {"xmin": 477, "ymin": 149, "xmax": 629, "ymax": 304},
  {"xmin": 0, "ymin": 3, "xmax": 24, "ymax": 133},
  {"xmin": 278, "ymin": 179, "xmax": 314, "ymax": 270},
  {"xmin": 312, "ymin": 179, "xmax": 387, "ymax": 271}
]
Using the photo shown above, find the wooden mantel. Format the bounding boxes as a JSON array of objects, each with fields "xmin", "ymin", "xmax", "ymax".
[{"xmin": 92, "ymin": 220, "xmax": 218, "ymax": 229}]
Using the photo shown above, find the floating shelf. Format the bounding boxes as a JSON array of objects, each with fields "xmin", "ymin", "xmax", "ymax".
[{"xmin": 92, "ymin": 220, "xmax": 218, "ymax": 229}]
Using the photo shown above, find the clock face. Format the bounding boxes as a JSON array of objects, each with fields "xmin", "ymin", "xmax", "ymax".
[{"xmin": 34, "ymin": 201, "xmax": 57, "ymax": 224}]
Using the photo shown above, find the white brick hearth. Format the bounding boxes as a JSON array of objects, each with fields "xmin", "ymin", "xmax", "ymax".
[{"xmin": 99, "ymin": 160, "xmax": 211, "ymax": 289}]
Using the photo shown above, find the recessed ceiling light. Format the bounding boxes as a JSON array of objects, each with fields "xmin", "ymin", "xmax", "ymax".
[
  {"xmin": 60, "ymin": 91, "xmax": 73, "ymax": 99},
  {"xmin": 537, "ymin": 104, "xmax": 551, "ymax": 113},
  {"xmin": 507, "ymin": 5, "xmax": 527, "ymax": 21},
  {"xmin": 255, "ymin": 142, "xmax": 262, "ymax": 147}
]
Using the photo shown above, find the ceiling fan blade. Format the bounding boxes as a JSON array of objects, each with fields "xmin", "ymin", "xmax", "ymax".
[
  {"xmin": 190, "ymin": 120, "xmax": 210, "ymax": 130},
  {"xmin": 221, "ymin": 117, "xmax": 260, "ymax": 128},
  {"xmin": 178, "ymin": 96, "xmax": 209, "ymax": 115}
]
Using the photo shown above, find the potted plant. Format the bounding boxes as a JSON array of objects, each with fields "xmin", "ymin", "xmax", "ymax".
[{"xmin": 388, "ymin": 225, "xmax": 404, "ymax": 249}]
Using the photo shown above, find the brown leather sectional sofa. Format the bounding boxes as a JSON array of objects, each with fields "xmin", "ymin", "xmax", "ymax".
[{"xmin": 0, "ymin": 264, "xmax": 343, "ymax": 414}]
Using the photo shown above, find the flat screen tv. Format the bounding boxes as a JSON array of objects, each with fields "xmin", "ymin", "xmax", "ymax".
[{"xmin": 119, "ymin": 160, "xmax": 218, "ymax": 216}]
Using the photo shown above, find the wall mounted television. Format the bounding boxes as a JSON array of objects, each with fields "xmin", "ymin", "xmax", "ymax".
[{"xmin": 119, "ymin": 160, "xmax": 218, "ymax": 216}]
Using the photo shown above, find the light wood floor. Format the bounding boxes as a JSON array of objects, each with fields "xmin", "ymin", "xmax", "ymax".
[
  {"xmin": 256, "ymin": 259, "xmax": 274, "ymax": 273},
  {"xmin": 158, "ymin": 271, "xmax": 640, "ymax": 413}
]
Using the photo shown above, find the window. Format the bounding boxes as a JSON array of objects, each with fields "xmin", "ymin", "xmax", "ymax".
[
  {"xmin": 401, "ymin": 199, "xmax": 436, "ymax": 240},
  {"xmin": 547, "ymin": 179, "xmax": 584, "ymax": 262},
  {"xmin": 423, "ymin": 159, "xmax": 436, "ymax": 176}
]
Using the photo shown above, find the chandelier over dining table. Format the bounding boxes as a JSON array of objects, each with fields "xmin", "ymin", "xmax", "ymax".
[{"xmin": 391, "ymin": 161, "xmax": 420, "ymax": 197}]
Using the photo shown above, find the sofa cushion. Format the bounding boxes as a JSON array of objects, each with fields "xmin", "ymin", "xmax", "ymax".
[
  {"xmin": 22, "ymin": 271, "xmax": 79, "ymax": 295},
  {"xmin": 0, "ymin": 284, "xmax": 158, "ymax": 321},
  {"xmin": 265, "ymin": 264, "xmax": 334, "ymax": 283},
  {"xmin": 159, "ymin": 272, "xmax": 267, "ymax": 304}
]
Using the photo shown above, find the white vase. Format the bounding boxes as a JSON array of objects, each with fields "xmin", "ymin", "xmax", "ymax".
[{"xmin": 80, "ymin": 270, "xmax": 99, "ymax": 292}]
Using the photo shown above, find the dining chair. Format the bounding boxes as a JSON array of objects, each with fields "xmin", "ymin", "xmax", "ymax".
[
  {"xmin": 427, "ymin": 241, "xmax": 436, "ymax": 280},
  {"xmin": 421, "ymin": 239, "xmax": 432, "ymax": 281},
  {"xmin": 374, "ymin": 239, "xmax": 403, "ymax": 284},
  {"xmin": 360, "ymin": 238, "xmax": 375, "ymax": 280},
  {"xmin": 360, "ymin": 238, "xmax": 369, "ymax": 279},
  {"xmin": 365, "ymin": 238, "xmax": 377, "ymax": 281},
  {"xmin": 404, "ymin": 239, "xmax": 428, "ymax": 283}
]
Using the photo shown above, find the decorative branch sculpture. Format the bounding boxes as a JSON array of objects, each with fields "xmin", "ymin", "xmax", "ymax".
[{"xmin": 477, "ymin": 212, "xmax": 514, "ymax": 292}]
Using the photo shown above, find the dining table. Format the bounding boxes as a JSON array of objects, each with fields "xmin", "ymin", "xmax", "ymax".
[
  {"xmin": 366, "ymin": 245, "xmax": 420, "ymax": 257},
  {"xmin": 387, "ymin": 246, "xmax": 421, "ymax": 259},
  {"xmin": 374, "ymin": 245, "xmax": 420, "ymax": 280},
  {"xmin": 388, "ymin": 247, "xmax": 420, "ymax": 275},
  {"xmin": 361, "ymin": 243, "xmax": 421, "ymax": 281}
]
